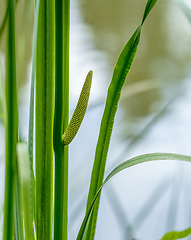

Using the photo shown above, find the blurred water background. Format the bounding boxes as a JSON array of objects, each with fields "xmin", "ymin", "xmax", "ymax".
[{"xmin": 1, "ymin": 0, "xmax": 191, "ymax": 239}]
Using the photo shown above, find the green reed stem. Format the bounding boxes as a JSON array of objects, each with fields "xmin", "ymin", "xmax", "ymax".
[
  {"xmin": 53, "ymin": 0, "xmax": 70, "ymax": 239},
  {"xmin": 35, "ymin": 0, "xmax": 54, "ymax": 239},
  {"xmin": 3, "ymin": 0, "xmax": 18, "ymax": 239},
  {"xmin": 28, "ymin": 0, "xmax": 39, "ymax": 167}
]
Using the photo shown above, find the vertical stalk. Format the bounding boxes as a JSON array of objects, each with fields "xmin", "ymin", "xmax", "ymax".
[
  {"xmin": 35, "ymin": 0, "xmax": 54, "ymax": 239},
  {"xmin": 3, "ymin": 0, "xmax": 18, "ymax": 239},
  {"xmin": 53, "ymin": 0, "xmax": 70, "ymax": 239},
  {"xmin": 28, "ymin": 0, "xmax": 41, "ymax": 169}
]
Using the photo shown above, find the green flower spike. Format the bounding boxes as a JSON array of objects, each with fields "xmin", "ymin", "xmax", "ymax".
[{"xmin": 62, "ymin": 70, "xmax": 93, "ymax": 145}]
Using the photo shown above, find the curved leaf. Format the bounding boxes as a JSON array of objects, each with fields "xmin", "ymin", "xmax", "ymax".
[
  {"xmin": 86, "ymin": 22, "xmax": 141, "ymax": 225},
  {"xmin": 161, "ymin": 227, "xmax": 191, "ymax": 240},
  {"xmin": 62, "ymin": 70, "xmax": 93, "ymax": 145},
  {"xmin": 85, "ymin": 0, "xmax": 160, "ymax": 239},
  {"xmin": 77, "ymin": 153, "xmax": 191, "ymax": 240}
]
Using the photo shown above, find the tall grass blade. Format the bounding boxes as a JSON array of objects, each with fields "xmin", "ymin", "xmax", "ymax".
[
  {"xmin": 3, "ymin": 0, "xmax": 18, "ymax": 239},
  {"xmin": 28, "ymin": 0, "xmax": 40, "ymax": 168},
  {"xmin": 86, "ymin": 24, "xmax": 141, "ymax": 239},
  {"xmin": 77, "ymin": 153, "xmax": 191, "ymax": 240},
  {"xmin": 35, "ymin": 0, "xmax": 55, "ymax": 238},
  {"xmin": 86, "ymin": 0, "xmax": 159, "ymax": 239},
  {"xmin": 27, "ymin": 0, "xmax": 40, "ymax": 229},
  {"xmin": 17, "ymin": 143, "xmax": 34, "ymax": 240},
  {"xmin": 142, "ymin": 0, "xmax": 158, "ymax": 24},
  {"xmin": 53, "ymin": 0, "xmax": 70, "ymax": 239},
  {"xmin": 161, "ymin": 227, "xmax": 191, "ymax": 240}
]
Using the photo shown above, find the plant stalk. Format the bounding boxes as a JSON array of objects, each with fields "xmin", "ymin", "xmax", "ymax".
[
  {"xmin": 53, "ymin": 0, "xmax": 70, "ymax": 239},
  {"xmin": 35, "ymin": 0, "xmax": 55, "ymax": 239},
  {"xmin": 3, "ymin": 0, "xmax": 18, "ymax": 239}
]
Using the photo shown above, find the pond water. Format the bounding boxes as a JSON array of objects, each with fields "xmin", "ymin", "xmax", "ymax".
[{"xmin": 1, "ymin": 0, "xmax": 191, "ymax": 239}]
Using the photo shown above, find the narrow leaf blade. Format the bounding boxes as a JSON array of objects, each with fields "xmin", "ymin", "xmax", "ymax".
[
  {"xmin": 85, "ymin": 0, "xmax": 159, "ymax": 238},
  {"xmin": 86, "ymin": 23, "xmax": 141, "ymax": 212},
  {"xmin": 142, "ymin": 0, "xmax": 158, "ymax": 24},
  {"xmin": 77, "ymin": 153, "xmax": 191, "ymax": 240},
  {"xmin": 28, "ymin": 0, "xmax": 41, "ymax": 168}
]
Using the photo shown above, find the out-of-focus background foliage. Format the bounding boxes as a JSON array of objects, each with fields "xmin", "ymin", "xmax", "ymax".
[{"xmin": 1, "ymin": 0, "xmax": 191, "ymax": 239}]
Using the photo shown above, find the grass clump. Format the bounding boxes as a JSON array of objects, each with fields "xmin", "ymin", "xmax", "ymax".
[{"xmin": 1, "ymin": 0, "xmax": 191, "ymax": 240}]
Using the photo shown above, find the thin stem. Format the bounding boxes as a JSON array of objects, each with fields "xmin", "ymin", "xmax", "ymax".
[
  {"xmin": 35, "ymin": 0, "xmax": 55, "ymax": 239},
  {"xmin": 53, "ymin": 0, "xmax": 70, "ymax": 239},
  {"xmin": 28, "ymin": 0, "xmax": 40, "ymax": 167},
  {"xmin": 3, "ymin": 0, "xmax": 18, "ymax": 239},
  {"xmin": 28, "ymin": 0, "xmax": 40, "ymax": 230}
]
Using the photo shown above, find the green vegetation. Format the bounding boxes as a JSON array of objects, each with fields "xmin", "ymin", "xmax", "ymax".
[{"xmin": 0, "ymin": 0, "xmax": 191, "ymax": 239}]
